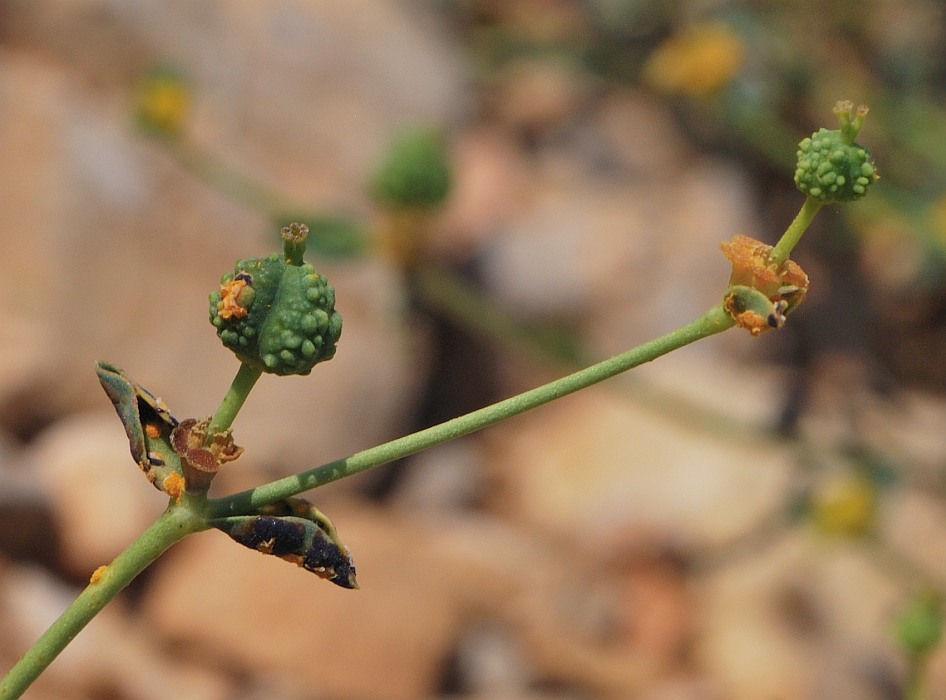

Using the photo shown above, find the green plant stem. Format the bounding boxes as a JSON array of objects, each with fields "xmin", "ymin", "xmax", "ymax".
[
  {"xmin": 0, "ymin": 504, "xmax": 206, "ymax": 700},
  {"xmin": 770, "ymin": 195, "xmax": 824, "ymax": 265},
  {"xmin": 905, "ymin": 653, "xmax": 928, "ymax": 700},
  {"xmin": 209, "ymin": 304, "xmax": 736, "ymax": 517},
  {"xmin": 165, "ymin": 137, "xmax": 300, "ymax": 219},
  {"xmin": 208, "ymin": 362, "xmax": 263, "ymax": 436},
  {"xmin": 411, "ymin": 261, "xmax": 580, "ymax": 366}
]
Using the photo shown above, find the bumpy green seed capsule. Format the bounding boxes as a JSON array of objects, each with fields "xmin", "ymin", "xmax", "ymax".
[
  {"xmin": 794, "ymin": 102, "xmax": 878, "ymax": 203},
  {"xmin": 209, "ymin": 224, "xmax": 343, "ymax": 375}
]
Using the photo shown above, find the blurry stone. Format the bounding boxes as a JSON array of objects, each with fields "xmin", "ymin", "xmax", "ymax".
[
  {"xmin": 0, "ymin": 498, "xmax": 59, "ymax": 569},
  {"xmin": 0, "ymin": 53, "xmax": 75, "ymax": 421},
  {"xmin": 0, "ymin": 432, "xmax": 60, "ymax": 567},
  {"xmin": 865, "ymin": 0, "xmax": 943, "ymax": 63},
  {"xmin": 446, "ymin": 620, "xmax": 533, "ymax": 696},
  {"xmin": 590, "ymin": 90, "xmax": 692, "ymax": 175},
  {"xmin": 699, "ymin": 535, "xmax": 818, "ymax": 698},
  {"xmin": 436, "ymin": 128, "xmax": 531, "ymax": 257},
  {"xmin": 27, "ymin": 412, "xmax": 167, "ymax": 576},
  {"xmin": 389, "ymin": 439, "xmax": 486, "ymax": 513},
  {"xmin": 626, "ymin": 351, "xmax": 788, "ymax": 433},
  {"xmin": 795, "ymin": 377, "xmax": 946, "ymax": 496},
  {"xmin": 0, "ymin": 563, "xmax": 232, "ymax": 700},
  {"xmin": 608, "ymin": 547, "xmax": 693, "ymax": 664},
  {"xmin": 918, "ymin": 642, "xmax": 946, "ymax": 700},
  {"xmin": 637, "ymin": 675, "xmax": 718, "ymax": 700},
  {"xmin": 587, "ymin": 158, "xmax": 758, "ymax": 353},
  {"xmin": 491, "ymin": 58, "xmax": 590, "ymax": 135},
  {"xmin": 425, "ymin": 513, "xmax": 666, "ymax": 696},
  {"xmin": 858, "ymin": 217, "xmax": 926, "ymax": 296},
  {"xmin": 482, "ymin": 175, "xmax": 649, "ymax": 318},
  {"xmin": 792, "ymin": 351, "xmax": 879, "ymax": 447},
  {"xmin": 698, "ymin": 532, "xmax": 901, "ymax": 699},
  {"xmin": 0, "ymin": 316, "xmax": 59, "ymax": 432},
  {"xmin": 881, "ymin": 390, "xmax": 946, "ymax": 475},
  {"xmin": 485, "ymin": 0, "xmax": 590, "ymax": 44},
  {"xmin": 181, "ymin": 1, "xmax": 465, "ymax": 201},
  {"xmin": 884, "ymin": 489, "xmax": 946, "ymax": 583},
  {"xmin": 480, "ymin": 155, "xmax": 757, "ymax": 349},
  {"xmin": 483, "ymin": 372, "xmax": 792, "ymax": 546}
]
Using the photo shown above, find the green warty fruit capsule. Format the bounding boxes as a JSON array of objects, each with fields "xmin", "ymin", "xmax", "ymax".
[
  {"xmin": 794, "ymin": 127, "xmax": 878, "ymax": 203},
  {"xmin": 209, "ymin": 225, "xmax": 342, "ymax": 376}
]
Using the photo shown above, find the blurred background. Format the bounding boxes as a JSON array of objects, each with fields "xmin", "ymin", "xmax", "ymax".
[{"xmin": 2, "ymin": 1, "xmax": 946, "ymax": 698}]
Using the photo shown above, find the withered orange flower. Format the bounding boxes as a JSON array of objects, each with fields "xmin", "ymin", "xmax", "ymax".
[
  {"xmin": 170, "ymin": 417, "xmax": 244, "ymax": 494},
  {"xmin": 216, "ymin": 276, "xmax": 252, "ymax": 320},
  {"xmin": 720, "ymin": 235, "xmax": 809, "ymax": 335}
]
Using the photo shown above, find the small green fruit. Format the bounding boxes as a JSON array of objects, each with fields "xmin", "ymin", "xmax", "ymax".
[
  {"xmin": 794, "ymin": 102, "xmax": 878, "ymax": 203},
  {"xmin": 371, "ymin": 129, "xmax": 451, "ymax": 209},
  {"xmin": 209, "ymin": 224, "xmax": 342, "ymax": 376}
]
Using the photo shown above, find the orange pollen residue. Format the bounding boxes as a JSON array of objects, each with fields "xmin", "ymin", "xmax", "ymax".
[
  {"xmin": 217, "ymin": 278, "xmax": 250, "ymax": 320},
  {"xmin": 732, "ymin": 309, "xmax": 770, "ymax": 336},
  {"xmin": 162, "ymin": 472, "xmax": 185, "ymax": 500},
  {"xmin": 145, "ymin": 422, "xmax": 162, "ymax": 439},
  {"xmin": 720, "ymin": 235, "xmax": 780, "ymax": 294},
  {"xmin": 90, "ymin": 565, "xmax": 108, "ymax": 584},
  {"xmin": 720, "ymin": 234, "xmax": 810, "ymax": 304}
]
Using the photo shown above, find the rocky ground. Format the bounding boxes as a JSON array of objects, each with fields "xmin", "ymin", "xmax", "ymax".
[{"xmin": 2, "ymin": 2, "xmax": 946, "ymax": 699}]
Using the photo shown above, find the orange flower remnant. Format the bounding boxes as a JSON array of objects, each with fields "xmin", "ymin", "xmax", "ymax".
[
  {"xmin": 162, "ymin": 472, "xmax": 185, "ymax": 501},
  {"xmin": 720, "ymin": 235, "xmax": 809, "ymax": 335},
  {"xmin": 216, "ymin": 276, "xmax": 251, "ymax": 320}
]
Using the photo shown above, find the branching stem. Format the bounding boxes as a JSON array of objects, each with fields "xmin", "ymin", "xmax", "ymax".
[
  {"xmin": 770, "ymin": 195, "xmax": 824, "ymax": 265},
  {"xmin": 209, "ymin": 304, "xmax": 735, "ymax": 517},
  {"xmin": 0, "ymin": 505, "xmax": 207, "ymax": 700}
]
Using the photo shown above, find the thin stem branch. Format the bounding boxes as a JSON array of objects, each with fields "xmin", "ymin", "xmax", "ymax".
[
  {"xmin": 905, "ymin": 653, "xmax": 929, "ymax": 700},
  {"xmin": 165, "ymin": 137, "xmax": 298, "ymax": 219},
  {"xmin": 0, "ymin": 505, "xmax": 206, "ymax": 699},
  {"xmin": 411, "ymin": 261, "xmax": 579, "ymax": 365},
  {"xmin": 770, "ymin": 195, "xmax": 824, "ymax": 265},
  {"xmin": 209, "ymin": 304, "xmax": 735, "ymax": 517},
  {"xmin": 208, "ymin": 362, "xmax": 263, "ymax": 437}
]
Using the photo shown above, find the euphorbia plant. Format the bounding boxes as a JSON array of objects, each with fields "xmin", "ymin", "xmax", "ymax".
[{"xmin": 0, "ymin": 101, "xmax": 878, "ymax": 699}]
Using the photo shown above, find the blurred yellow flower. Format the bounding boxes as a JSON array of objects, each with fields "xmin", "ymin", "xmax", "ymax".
[
  {"xmin": 643, "ymin": 23, "xmax": 746, "ymax": 98},
  {"xmin": 135, "ymin": 68, "xmax": 190, "ymax": 137},
  {"xmin": 811, "ymin": 472, "xmax": 876, "ymax": 537}
]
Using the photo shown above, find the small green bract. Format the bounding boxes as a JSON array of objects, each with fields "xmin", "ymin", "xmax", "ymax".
[
  {"xmin": 209, "ymin": 252, "xmax": 342, "ymax": 376},
  {"xmin": 794, "ymin": 127, "xmax": 878, "ymax": 203}
]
